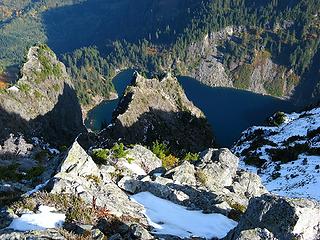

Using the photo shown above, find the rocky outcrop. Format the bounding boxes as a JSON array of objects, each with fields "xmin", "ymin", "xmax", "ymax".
[
  {"xmin": 0, "ymin": 45, "xmax": 85, "ymax": 146},
  {"xmin": 230, "ymin": 228, "xmax": 276, "ymax": 240},
  {"xmin": 124, "ymin": 145, "xmax": 162, "ymax": 174},
  {"xmin": 118, "ymin": 147, "xmax": 267, "ymax": 218},
  {"xmin": 197, "ymin": 148, "xmax": 239, "ymax": 189},
  {"xmin": 225, "ymin": 194, "xmax": 320, "ymax": 240},
  {"xmin": 99, "ymin": 72, "xmax": 214, "ymax": 153},
  {"xmin": 49, "ymin": 141, "xmax": 148, "ymax": 222},
  {"xmin": 0, "ymin": 134, "xmax": 61, "ymax": 205},
  {"xmin": 181, "ymin": 26, "xmax": 234, "ymax": 88},
  {"xmin": 3, "ymin": 137, "xmax": 320, "ymax": 240}
]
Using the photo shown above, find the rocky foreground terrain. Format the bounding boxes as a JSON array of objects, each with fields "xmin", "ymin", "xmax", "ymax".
[{"xmin": 0, "ymin": 46, "xmax": 319, "ymax": 240}]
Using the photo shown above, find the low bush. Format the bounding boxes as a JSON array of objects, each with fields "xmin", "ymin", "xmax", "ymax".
[
  {"xmin": 151, "ymin": 140, "xmax": 170, "ymax": 160},
  {"xmin": 268, "ymin": 143, "xmax": 309, "ymax": 163},
  {"xmin": 183, "ymin": 152, "xmax": 199, "ymax": 162},
  {"xmin": 244, "ymin": 156, "xmax": 267, "ymax": 168},
  {"xmin": 269, "ymin": 112, "xmax": 286, "ymax": 126},
  {"xmin": 162, "ymin": 154, "xmax": 179, "ymax": 169},
  {"xmin": 111, "ymin": 143, "xmax": 127, "ymax": 159},
  {"xmin": 92, "ymin": 149, "xmax": 110, "ymax": 164}
]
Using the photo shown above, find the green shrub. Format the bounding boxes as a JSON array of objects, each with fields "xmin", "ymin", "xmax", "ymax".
[
  {"xmin": 307, "ymin": 127, "xmax": 320, "ymax": 139},
  {"xmin": 59, "ymin": 145, "xmax": 68, "ymax": 152},
  {"xmin": 151, "ymin": 140, "xmax": 169, "ymax": 160},
  {"xmin": 271, "ymin": 171, "xmax": 281, "ymax": 180},
  {"xmin": 92, "ymin": 149, "xmax": 109, "ymax": 164},
  {"xmin": 112, "ymin": 143, "xmax": 127, "ymax": 159},
  {"xmin": 0, "ymin": 164, "xmax": 23, "ymax": 181},
  {"xmin": 34, "ymin": 150, "xmax": 48, "ymax": 162},
  {"xmin": 183, "ymin": 152, "xmax": 199, "ymax": 162}
]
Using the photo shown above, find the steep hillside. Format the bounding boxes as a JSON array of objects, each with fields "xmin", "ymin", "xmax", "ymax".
[
  {"xmin": 233, "ymin": 107, "xmax": 320, "ymax": 200},
  {"xmin": 180, "ymin": 26, "xmax": 300, "ymax": 99},
  {"xmin": 0, "ymin": 45, "xmax": 85, "ymax": 146}
]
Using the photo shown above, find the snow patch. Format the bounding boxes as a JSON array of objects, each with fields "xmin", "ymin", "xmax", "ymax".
[
  {"xmin": 131, "ymin": 192, "xmax": 237, "ymax": 239},
  {"xmin": 234, "ymin": 107, "xmax": 320, "ymax": 200},
  {"xmin": 8, "ymin": 205, "xmax": 65, "ymax": 231}
]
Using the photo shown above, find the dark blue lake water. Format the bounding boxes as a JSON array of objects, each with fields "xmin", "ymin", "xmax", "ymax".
[
  {"xmin": 84, "ymin": 70, "xmax": 135, "ymax": 130},
  {"xmin": 85, "ymin": 71, "xmax": 295, "ymax": 147}
]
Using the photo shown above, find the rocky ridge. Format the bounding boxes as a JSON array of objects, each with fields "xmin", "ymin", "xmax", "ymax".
[
  {"xmin": 0, "ymin": 45, "xmax": 85, "ymax": 146},
  {"xmin": 99, "ymin": 72, "xmax": 214, "ymax": 153}
]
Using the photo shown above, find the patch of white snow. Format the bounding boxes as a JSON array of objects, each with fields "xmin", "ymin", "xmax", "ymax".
[
  {"xmin": 131, "ymin": 192, "xmax": 237, "ymax": 239},
  {"xmin": 8, "ymin": 205, "xmax": 65, "ymax": 231}
]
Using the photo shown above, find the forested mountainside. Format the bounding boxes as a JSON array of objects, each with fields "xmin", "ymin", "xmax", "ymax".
[{"xmin": 0, "ymin": 0, "xmax": 319, "ymax": 106}]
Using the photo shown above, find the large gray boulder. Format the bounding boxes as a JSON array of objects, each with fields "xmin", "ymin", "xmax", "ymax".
[
  {"xmin": 197, "ymin": 148, "xmax": 239, "ymax": 189},
  {"xmin": 225, "ymin": 194, "xmax": 320, "ymax": 240},
  {"xmin": 165, "ymin": 161, "xmax": 197, "ymax": 186},
  {"xmin": 56, "ymin": 141, "xmax": 100, "ymax": 178},
  {"xmin": 114, "ymin": 145, "xmax": 162, "ymax": 177},
  {"xmin": 125, "ymin": 145, "xmax": 162, "ymax": 174}
]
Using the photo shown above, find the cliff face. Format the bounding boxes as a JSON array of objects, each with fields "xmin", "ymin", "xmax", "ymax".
[
  {"xmin": 0, "ymin": 45, "xmax": 85, "ymax": 146},
  {"xmin": 178, "ymin": 26, "xmax": 299, "ymax": 99},
  {"xmin": 99, "ymin": 72, "xmax": 214, "ymax": 153}
]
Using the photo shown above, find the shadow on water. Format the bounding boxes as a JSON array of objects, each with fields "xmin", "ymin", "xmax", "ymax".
[
  {"xmin": 178, "ymin": 76, "xmax": 296, "ymax": 147},
  {"xmin": 84, "ymin": 69, "xmax": 135, "ymax": 131}
]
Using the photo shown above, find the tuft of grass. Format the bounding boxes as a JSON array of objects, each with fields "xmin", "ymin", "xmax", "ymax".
[
  {"xmin": 195, "ymin": 170, "xmax": 208, "ymax": 185},
  {"xmin": 86, "ymin": 174, "xmax": 101, "ymax": 184},
  {"xmin": 12, "ymin": 192, "xmax": 95, "ymax": 225},
  {"xmin": 151, "ymin": 140, "xmax": 170, "ymax": 160}
]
